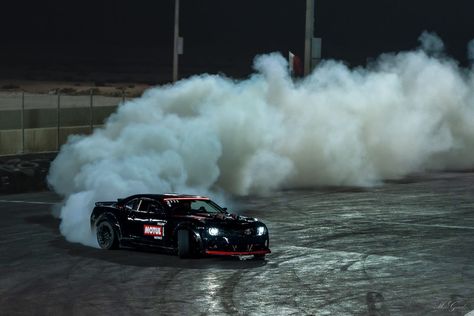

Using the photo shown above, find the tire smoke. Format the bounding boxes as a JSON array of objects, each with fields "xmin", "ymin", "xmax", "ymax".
[{"xmin": 48, "ymin": 33, "xmax": 474, "ymax": 247}]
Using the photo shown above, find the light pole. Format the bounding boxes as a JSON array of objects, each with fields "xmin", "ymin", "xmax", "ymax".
[
  {"xmin": 304, "ymin": 0, "xmax": 315, "ymax": 76},
  {"xmin": 172, "ymin": 0, "xmax": 180, "ymax": 82}
]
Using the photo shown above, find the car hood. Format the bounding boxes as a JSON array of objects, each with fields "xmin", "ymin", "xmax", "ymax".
[{"xmin": 184, "ymin": 212, "xmax": 262, "ymax": 227}]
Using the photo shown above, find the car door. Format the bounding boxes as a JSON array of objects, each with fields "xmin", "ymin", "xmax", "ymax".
[
  {"xmin": 126, "ymin": 198, "xmax": 167, "ymax": 245},
  {"xmin": 123, "ymin": 198, "xmax": 140, "ymax": 238},
  {"xmin": 125, "ymin": 198, "xmax": 149, "ymax": 240},
  {"xmin": 144, "ymin": 201, "xmax": 168, "ymax": 246}
]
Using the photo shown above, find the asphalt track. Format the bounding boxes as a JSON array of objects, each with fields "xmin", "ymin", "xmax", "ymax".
[{"xmin": 1, "ymin": 172, "xmax": 474, "ymax": 316}]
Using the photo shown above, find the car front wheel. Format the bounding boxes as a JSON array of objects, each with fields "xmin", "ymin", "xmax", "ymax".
[
  {"xmin": 177, "ymin": 230, "xmax": 191, "ymax": 258},
  {"xmin": 96, "ymin": 221, "xmax": 119, "ymax": 250}
]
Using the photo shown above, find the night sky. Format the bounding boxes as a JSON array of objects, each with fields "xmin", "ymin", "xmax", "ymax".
[{"xmin": 1, "ymin": 0, "xmax": 474, "ymax": 82}]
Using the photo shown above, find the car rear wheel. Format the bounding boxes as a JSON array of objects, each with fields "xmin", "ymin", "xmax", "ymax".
[
  {"xmin": 177, "ymin": 229, "xmax": 190, "ymax": 258},
  {"xmin": 96, "ymin": 221, "xmax": 119, "ymax": 250}
]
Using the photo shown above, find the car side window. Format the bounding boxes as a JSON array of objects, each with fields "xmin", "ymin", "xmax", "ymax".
[
  {"xmin": 138, "ymin": 200, "xmax": 149, "ymax": 212},
  {"xmin": 125, "ymin": 199, "xmax": 139, "ymax": 211},
  {"xmin": 148, "ymin": 202, "xmax": 164, "ymax": 213},
  {"xmin": 137, "ymin": 199, "xmax": 164, "ymax": 213},
  {"xmin": 191, "ymin": 201, "xmax": 209, "ymax": 212},
  {"xmin": 190, "ymin": 200, "xmax": 221, "ymax": 214},
  {"xmin": 171, "ymin": 201, "xmax": 191, "ymax": 215}
]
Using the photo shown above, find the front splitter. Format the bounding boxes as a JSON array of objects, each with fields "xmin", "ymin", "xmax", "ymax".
[{"xmin": 205, "ymin": 249, "xmax": 271, "ymax": 256}]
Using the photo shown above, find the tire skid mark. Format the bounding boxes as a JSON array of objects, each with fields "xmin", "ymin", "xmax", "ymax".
[
  {"xmin": 151, "ymin": 267, "xmax": 183, "ymax": 308},
  {"xmin": 99, "ymin": 267, "xmax": 151, "ymax": 315},
  {"xmin": 277, "ymin": 250, "xmax": 372, "ymax": 315},
  {"xmin": 288, "ymin": 268, "xmax": 317, "ymax": 315},
  {"xmin": 219, "ymin": 270, "xmax": 243, "ymax": 315},
  {"xmin": 0, "ymin": 259, "xmax": 90, "ymax": 315},
  {"xmin": 297, "ymin": 262, "xmax": 365, "ymax": 315},
  {"xmin": 360, "ymin": 254, "xmax": 412, "ymax": 315}
]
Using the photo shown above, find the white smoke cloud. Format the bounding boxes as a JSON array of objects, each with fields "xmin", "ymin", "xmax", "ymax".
[
  {"xmin": 468, "ymin": 39, "xmax": 474, "ymax": 62},
  {"xmin": 48, "ymin": 33, "xmax": 474, "ymax": 247},
  {"xmin": 419, "ymin": 31, "xmax": 445, "ymax": 55}
]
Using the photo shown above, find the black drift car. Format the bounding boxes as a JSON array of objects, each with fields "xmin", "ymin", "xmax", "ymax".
[{"xmin": 90, "ymin": 194, "xmax": 271, "ymax": 259}]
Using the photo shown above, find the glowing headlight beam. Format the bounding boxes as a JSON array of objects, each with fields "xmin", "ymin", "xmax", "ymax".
[{"xmin": 208, "ymin": 227, "xmax": 219, "ymax": 236}]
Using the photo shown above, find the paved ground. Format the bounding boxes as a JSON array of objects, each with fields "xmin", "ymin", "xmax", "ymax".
[{"xmin": 1, "ymin": 172, "xmax": 474, "ymax": 315}]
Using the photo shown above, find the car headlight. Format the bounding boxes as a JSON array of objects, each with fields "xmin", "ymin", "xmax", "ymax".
[
  {"xmin": 256, "ymin": 226, "xmax": 266, "ymax": 236},
  {"xmin": 208, "ymin": 227, "xmax": 219, "ymax": 236}
]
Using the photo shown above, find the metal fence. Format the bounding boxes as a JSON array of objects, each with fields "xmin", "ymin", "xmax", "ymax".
[{"xmin": 0, "ymin": 91, "xmax": 130, "ymax": 155}]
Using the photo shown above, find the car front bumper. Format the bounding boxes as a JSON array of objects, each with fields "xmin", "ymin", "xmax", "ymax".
[
  {"xmin": 205, "ymin": 249, "xmax": 271, "ymax": 256},
  {"xmin": 202, "ymin": 234, "xmax": 270, "ymax": 256}
]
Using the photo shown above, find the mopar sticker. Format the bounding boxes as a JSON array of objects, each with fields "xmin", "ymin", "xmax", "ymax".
[{"xmin": 144, "ymin": 225, "xmax": 164, "ymax": 238}]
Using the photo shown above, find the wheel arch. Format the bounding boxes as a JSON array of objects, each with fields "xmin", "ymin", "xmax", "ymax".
[
  {"xmin": 93, "ymin": 212, "xmax": 123, "ymax": 241},
  {"xmin": 173, "ymin": 222, "xmax": 203, "ymax": 250}
]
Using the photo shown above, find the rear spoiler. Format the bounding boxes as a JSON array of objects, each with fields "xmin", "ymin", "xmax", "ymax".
[
  {"xmin": 95, "ymin": 201, "xmax": 117, "ymax": 207},
  {"xmin": 95, "ymin": 198, "xmax": 125, "ymax": 207}
]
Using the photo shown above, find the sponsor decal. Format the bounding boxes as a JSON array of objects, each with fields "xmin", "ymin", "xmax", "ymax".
[{"xmin": 144, "ymin": 224, "xmax": 164, "ymax": 237}]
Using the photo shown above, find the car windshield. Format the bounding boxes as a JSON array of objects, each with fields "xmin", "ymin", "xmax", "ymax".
[{"xmin": 165, "ymin": 199, "xmax": 225, "ymax": 215}]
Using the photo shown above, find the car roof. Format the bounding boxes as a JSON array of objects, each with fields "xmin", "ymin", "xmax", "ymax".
[{"xmin": 121, "ymin": 194, "xmax": 210, "ymax": 202}]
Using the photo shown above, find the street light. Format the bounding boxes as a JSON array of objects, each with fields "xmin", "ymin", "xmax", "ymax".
[
  {"xmin": 304, "ymin": 0, "xmax": 314, "ymax": 76},
  {"xmin": 304, "ymin": 0, "xmax": 321, "ymax": 76},
  {"xmin": 173, "ymin": 0, "xmax": 179, "ymax": 82}
]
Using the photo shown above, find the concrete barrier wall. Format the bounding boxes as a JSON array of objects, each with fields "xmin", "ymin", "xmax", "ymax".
[
  {"xmin": 0, "ymin": 92, "xmax": 124, "ymax": 155},
  {"xmin": 0, "ymin": 130, "xmax": 22, "ymax": 155},
  {"xmin": 0, "ymin": 92, "xmax": 124, "ymax": 111},
  {"xmin": 0, "ymin": 106, "xmax": 117, "ymax": 130},
  {"xmin": 0, "ymin": 105, "xmax": 118, "ymax": 155},
  {"xmin": 0, "ymin": 126, "xmax": 102, "ymax": 155}
]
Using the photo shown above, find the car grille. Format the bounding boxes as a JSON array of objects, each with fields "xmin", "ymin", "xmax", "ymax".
[{"xmin": 222, "ymin": 227, "xmax": 254, "ymax": 237}]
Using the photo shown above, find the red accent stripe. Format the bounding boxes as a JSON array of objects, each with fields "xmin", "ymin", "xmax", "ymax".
[
  {"xmin": 163, "ymin": 197, "xmax": 209, "ymax": 201},
  {"xmin": 205, "ymin": 249, "xmax": 271, "ymax": 256}
]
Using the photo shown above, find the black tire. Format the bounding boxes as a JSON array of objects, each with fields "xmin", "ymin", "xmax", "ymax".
[
  {"xmin": 177, "ymin": 230, "xmax": 190, "ymax": 258},
  {"xmin": 253, "ymin": 254, "xmax": 266, "ymax": 260},
  {"xmin": 96, "ymin": 221, "xmax": 119, "ymax": 250}
]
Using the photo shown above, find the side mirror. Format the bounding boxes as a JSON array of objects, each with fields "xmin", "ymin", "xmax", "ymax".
[{"xmin": 222, "ymin": 207, "xmax": 228, "ymax": 212}]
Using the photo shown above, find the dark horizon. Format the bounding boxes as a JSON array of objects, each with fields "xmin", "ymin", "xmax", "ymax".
[{"xmin": 1, "ymin": 0, "xmax": 473, "ymax": 83}]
